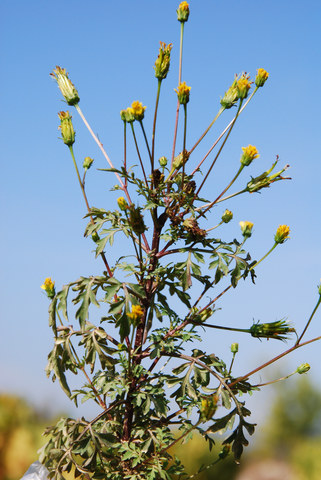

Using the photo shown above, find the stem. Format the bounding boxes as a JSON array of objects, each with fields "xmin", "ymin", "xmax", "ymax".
[
  {"xmin": 151, "ymin": 79, "xmax": 162, "ymax": 175},
  {"xmin": 196, "ymin": 100, "xmax": 243, "ymax": 196},
  {"xmin": 191, "ymin": 88, "xmax": 258, "ymax": 176},
  {"xmin": 252, "ymin": 372, "xmax": 296, "ymax": 388},
  {"xmin": 123, "ymin": 120, "xmax": 127, "ymax": 187},
  {"xmin": 68, "ymin": 146, "xmax": 113, "ymax": 277},
  {"xmin": 189, "ymin": 107, "xmax": 224, "ymax": 156},
  {"xmin": 296, "ymin": 295, "xmax": 321, "ymax": 345},
  {"xmin": 181, "ymin": 103, "xmax": 187, "ymax": 188},
  {"xmin": 250, "ymin": 243, "xmax": 278, "ymax": 270},
  {"xmin": 130, "ymin": 122, "xmax": 148, "ymax": 185},
  {"xmin": 171, "ymin": 21, "xmax": 185, "ymax": 167},
  {"xmin": 139, "ymin": 120, "xmax": 152, "ymax": 163}
]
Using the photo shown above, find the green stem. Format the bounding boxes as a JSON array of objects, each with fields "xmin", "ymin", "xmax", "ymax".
[
  {"xmin": 253, "ymin": 372, "xmax": 296, "ymax": 388},
  {"xmin": 191, "ymin": 87, "xmax": 258, "ymax": 176},
  {"xmin": 196, "ymin": 100, "xmax": 243, "ymax": 196},
  {"xmin": 123, "ymin": 120, "xmax": 127, "ymax": 187},
  {"xmin": 130, "ymin": 123, "xmax": 148, "ymax": 185},
  {"xmin": 250, "ymin": 243, "xmax": 278, "ymax": 270},
  {"xmin": 151, "ymin": 79, "xmax": 162, "ymax": 176},
  {"xmin": 181, "ymin": 103, "xmax": 187, "ymax": 188},
  {"xmin": 139, "ymin": 120, "xmax": 152, "ymax": 163},
  {"xmin": 171, "ymin": 21, "xmax": 185, "ymax": 167},
  {"xmin": 189, "ymin": 107, "xmax": 224, "ymax": 156},
  {"xmin": 296, "ymin": 295, "xmax": 321, "ymax": 345},
  {"xmin": 206, "ymin": 221, "xmax": 223, "ymax": 233}
]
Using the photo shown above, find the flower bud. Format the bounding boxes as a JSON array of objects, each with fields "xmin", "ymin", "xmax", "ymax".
[
  {"xmin": 127, "ymin": 304, "xmax": 144, "ymax": 326},
  {"xmin": 125, "ymin": 107, "xmax": 135, "ymax": 123},
  {"xmin": 218, "ymin": 445, "xmax": 230, "ymax": 459},
  {"xmin": 173, "ymin": 151, "xmax": 189, "ymax": 170},
  {"xmin": 231, "ymin": 343, "xmax": 239, "ymax": 354},
  {"xmin": 175, "ymin": 81, "xmax": 191, "ymax": 105},
  {"xmin": 255, "ymin": 68, "xmax": 269, "ymax": 88},
  {"xmin": 131, "ymin": 101, "xmax": 146, "ymax": 121},
  {"xmin": 50, "ymin": 66, "xmax": 80, "ymax": 106},
  {"xmin": 117, "ymin": 197, "xmax": 128, "ymax": 211},
  {"xmin": 120, "ymin": 109, "xmax": 127, "ymax": 122},
  {"xmin": 246, "ymin": 161, "xmax": 290, "ymax": 193},
  {"xmin": 240, "ymin": 145, "xmax": 259, "ymax": 167},
  {"xmin": 221, "ymin": 209, "xmax": 233, "ymax": 223},
  {"xmin": 220, "ymin": 77, "xmax": 239, "ymax": 109},
  {"xmin": 236, "ymin": 74, "xmax": 252, "ymax": 100},
  {"xmin": 296, "ymin": 363, "xmax": 310, "ymax": 374},
  {"xmin": 91, "ymin": 231, "xmax": 100, "ymax": 242},
  {"xmin": 154, "ymin": 42, "xmax": 173, "ymax": 80},
  {"xmin": 128, "ymin": 205, "xmax": 147, "ymax": 235},
  {"xmin": 239, "ymin": 221, "xmax": 254, "ymax": 238},
  {"xmin": 159, "ymin": 156, "xmax": 168, "ymax": 167},
  {"xmin": 58, "ymin": 111, "xmax": 75, "ymax": 147},
  {"xmin": 177, "ymin": 1, "xmax": 190, "ymax": 22},
  {"xmin": 199, "ymin": 308, "xmax": 213, "ymax": 322},
  {"xmin": 83, "ymin": 156, "xmax": 94, "ymax": 170},
  {"xmin": 274, "ymin": 225, "xmax": 290, "ymax": 244},
  {"xmin": 41, "ymin": 277, "xmax": 55, "ymax": 299},
  {"xmin": 318, "ymin": 282, "xmax": 321, "ymax": 296}
]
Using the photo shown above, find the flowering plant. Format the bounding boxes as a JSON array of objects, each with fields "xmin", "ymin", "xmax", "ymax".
[{"xmin": 41, "ymin": 3, "xmax": 321, "ymax": 479}]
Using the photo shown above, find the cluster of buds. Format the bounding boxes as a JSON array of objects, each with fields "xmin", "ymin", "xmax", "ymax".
[
  {"xmin": 58, "ymin": 111, "xmax": 75, "ymax": 147},
  {"xmin": 221, "ymin": 209, "xmax": 233, "ymax": 223},
  {"xmin": 246, "ymin": 159, "xmax": 290, "ymax": 193},
  {"xmin": 121, "ymin": 101, "xmax": 147, "ymax": 123},
  {"xmin": 175, "ymin": 81, "xmax": 191, "ymax": 105},
  {"xmin": 220, "ymin": 76, "xmax": 239, "ymax": 109},
  {"xmin": 240, "ymin": 145, "xmax": 260, "ymax": 167},
  {"xmin": 239, "ymin": 221, "xmax": 254, "ymax": 238},
  {"xmin": 255, "ymin": 68, "xmax": 269, "ymax": 88},
  {"xmin": 236, "ymin": 73, "xmax": 252, "ymax": 100},
  {"xmin": 250, "ymin": 319, "xmax": 295, "ymax": 341},
  {"xmin": 274, "ymin": 225, "xmax": 290, "ymax": 244},
  {"xmin": 177, "ymin": 1, "xmax": 190, "ymax": 22},
  {"xmin": 127, "ymin": 304, "xmax": 144, "ymax": 326},
  {"xmin": 128, "ymin": 205, "xmax": 147, "ymax": 235},
  {"xmin": 50, "ymin": 66, "xmax": 80, "ymax": 106},
  {"xmin": 41, "ymin": 278, "xmax": 55, "ymax": 299},
  {"xmin": 200, "ymin": 395, "xmax": 218, "ymax": 421},
  {"xmin": 154, "ymin": 42, "xmax": 173, "ymax": 80},
  {"xmin": 83, "ymin": 156, "xmax": 94, "ymax": 170}
]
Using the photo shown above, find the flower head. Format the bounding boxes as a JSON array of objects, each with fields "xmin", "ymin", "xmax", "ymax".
[
  {"xmin": 154, "ymin": 42, "xmax": 173, "ymax": 80},
  {"xmin": 296, "ymin": 363, "xmax": 311, "ymax": 374},
  {"xmin": 274, "ymin": 225, "xmax": 290, "ymax": 244},
  {"xmin": 250, "ymin": 319, "xmax": 295, "ymax": 342},
  {"xmin": 128, "ymin": 205, "xmax": 147, "ymax": 235},
  {"xmin": 159, "ymin": 156, "xmax": 168, "ymax": 167},
  {"xmin": 50, "ymin": 66, "xmax": 80, "ymax": 105},
  {"xmin": 236, "ymin": 74, "xmax": 252, "ymax": 100},
  {"xmin": 231, "ymin": 343, "xmax": 239, "ymax": 354},
  {"xmin": 127, "ymin": 304, "xmax": 144, "ymax": 325},
  {"xmin": 200, "ymin": 395, "xmax": 218, "ymax": 421},
  {"xmin": 255, "ymin": 68, "xmax": 269, "ymax": 88},
  {"xmin": 175, "ymin": 81, "xmax": 191, "ymax": 105},
  {"xmin": 41, "ymin": 277, "xmax": 55, "ymax": 299},
  {"xmin": 58, "ymin": 111, "xmax": 75, "ymax": 146},
  {"xmin": 221, "ymin": 209, "xmax": 233, "ymax": 224},
  {"xmin": 177, "ymin": 1, "xmax": 190, "ymax": 23},
  {"xmin": 239, "ymin": 221, "xmax": 254, "ymax": 238},
  {"xmin": 83, "ymin": 157, "xmax": 94, "ymax": 170},
  {"xmin": 131, "ymin": 101, "xmax": 146, "ymax": 121},
  {"xmin": 246, "ymin": 160, "xmax": 290, "ymax": 193},
  {"xmin": 240, "ymin": 145, "xmax": 259, "ymax": 167},
  {"xmin": 117, "ymin": 197, "xmax": 128, "ymax": 211},
  {"xmin": 220, "ymin": 76, "xmax": 239, "ymax": 109}
]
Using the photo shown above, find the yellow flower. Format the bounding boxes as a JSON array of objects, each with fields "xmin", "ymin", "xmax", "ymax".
[
  {"xmin": 236, "ymin": 74, "xmax": 252, "ymax": 100},
  {"xmin": 239, "ymin": 221, "xmax": 254, "ymax": 238},
  {"xmin": 41, "ymin": 277, "xmax": 55, "ymax": 299},
  {"xmin": 240, "ymin": 145, "xmax": 259, "ymax": 167},
  {"xmin": 58, "ymin": 111, "xmax": 75, "ymax": 146},
  {"xmin": 274, "ymin": 225, "xmax": 290, "ymax": 244},
  {"xmin": 131, "ymin": 101, "xmax": 146, "ymax": 121},
  {"xmin": 127, "ymin": 305, "xmax": 144, "ymax": 324},
  {"xmin": 177, "ymin": 1, "xmax": 190, "ymax": 22},
  {"xmin": 175, "ymin": 81, "xmax": 191, "ymax": 105},
  {"xmin": 255, "ymin": 68, "xmax": 269, "ymax": 88},
  {"xmin": 50, "ymin": 66, "xmax": 80, "ymax": 106},
  {"xmin": 117, "ymin": 197, "xmax": 128, "ymax": 211}
]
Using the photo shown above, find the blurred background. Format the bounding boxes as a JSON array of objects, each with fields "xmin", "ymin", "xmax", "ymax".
[{"xmin": 1, "ymin": 0, "xmax": 321, "ymax": 478}]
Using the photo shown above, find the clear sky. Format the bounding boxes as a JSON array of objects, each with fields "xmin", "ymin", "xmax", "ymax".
[{"xmin": 1, "ymin": 0, "xmax": 321, "ymax": 428}]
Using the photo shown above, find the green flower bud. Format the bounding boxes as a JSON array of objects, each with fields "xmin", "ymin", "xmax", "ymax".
[
  {"xmin": 221, "ymin": 209, "xmax": 233, "ymax": 223},
  {"xmin": 175, "ymin": 81, "xmax": 191, "ymax": 105},
  {"xmin": 231, "ymin": 343, "xmax": 239, "ymax": 354},
  {"xmin": 41, "ymin": 277, "xmax": 56, "ymax": 299},
  {"xmin": 128, "ymin": 205, "xmax": 147, "ymax": 235},
  {"xmin": 91, "ymin": 231, "xmax": 100, "ymax": 242},
  {"xmin": 177, "ymin": 1, "xmax": 190, "ymax": 22},
  {"xmin": 199, "ymin": 308, "xmax": 213, "ymax": 322},
  {"xmin": 274, "ymin": 225, "xmax": 290, "ymax": 244},
  {"xmin": 58, "ymin": 111, "xmax": 75, "ymax": 147},
  {"xmin": 50, "ymin": 66, "xmax": 80, "ymax": 106},
  {"xmin": 117, "ymin": 197, "xmax": 128, "ymax": 211},
  {"xmin": 120, "ymin": 109, "xmax": 127, "ymax": 122},
  {"xmin": 239, "ymin": 221, "xmax": 254, "ymax": 238},
  {"xmin": 240, "ymin": 145, "xmax": 259, "ymax": 167},
  {"xmin": 83, "ymin": 156, "xmax": 94, "ymax": 169},
  {"xmin": 236, "ymin": 74, "xmax": 252, "ymax": 100},
  {"xmin": 200, "ymin": 395, "xmax": 218, "ymax": 421},
  {"xmin": 220, "ymin": 77, "xmax": 239, "ymax": 109},
  {"xmin": 296, "ymin": 363, "xmax": 310, "ymax": 374},
  {"xmin": 255, "ymin": 68, "xmax": 269, "ymax": 88},
  {"xmin": 250, "ymin": 319, "xmax": 295, "ymax": 341},
  {"xmin": 173, "ymin": 151, "xmax": 189, "ymax": 170},
  {"xmin": 159, "ymin": 156, "xmax": 168, "ymax": 167},
  {"xmin": 154, "ymin": 42, "xmax": 172, "ymax": 80}
]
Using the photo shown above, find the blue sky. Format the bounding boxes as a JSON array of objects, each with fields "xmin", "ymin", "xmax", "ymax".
[{"xmin": 1, "ymin": 0, "xmax": 321, "ymax": 428}]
